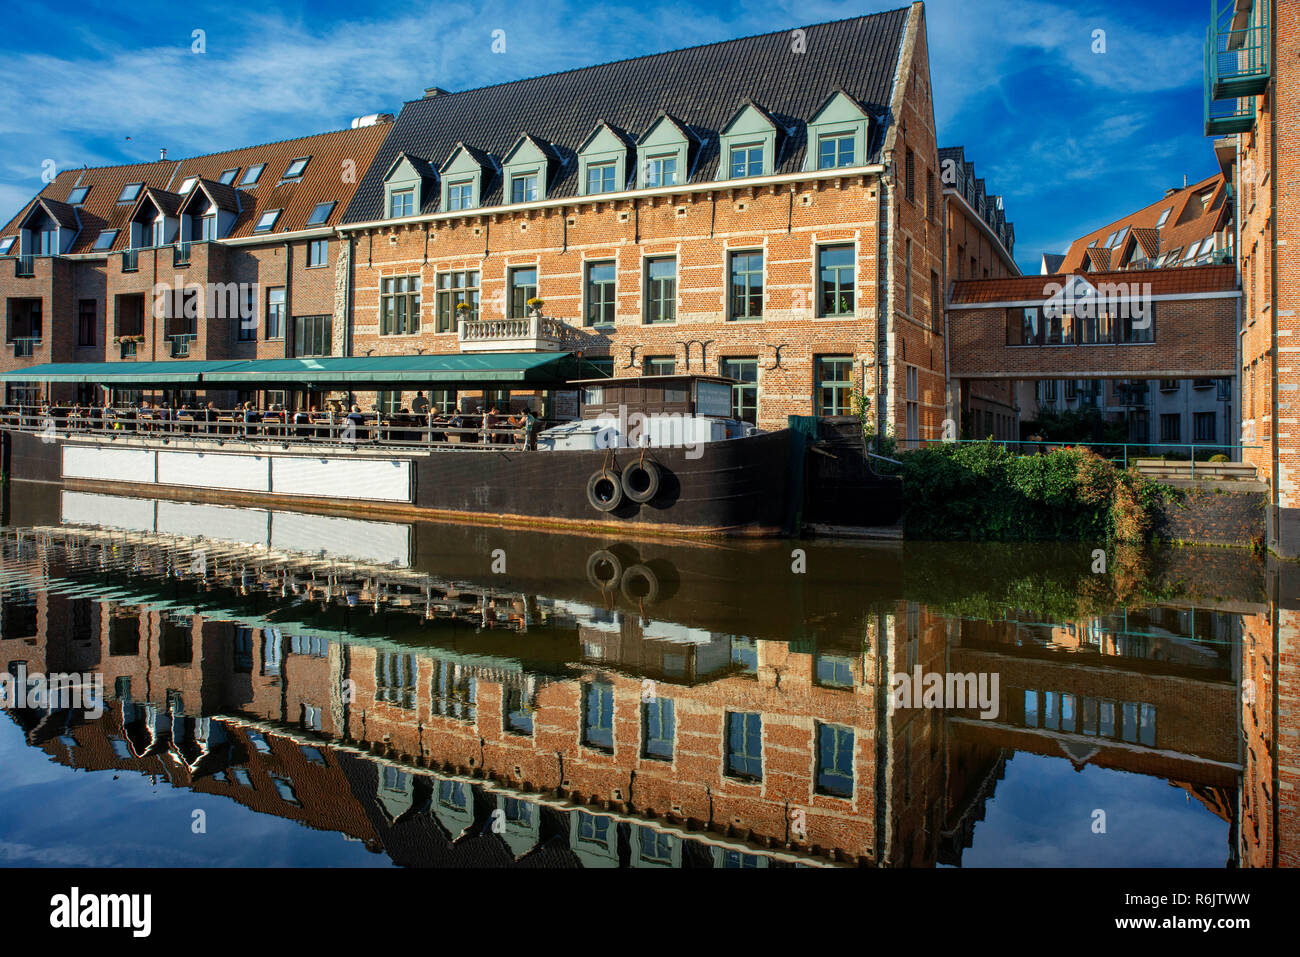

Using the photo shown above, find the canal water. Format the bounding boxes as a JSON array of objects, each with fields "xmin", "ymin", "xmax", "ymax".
[{"xmin": 0, "ymin": 479, "xmax": 1285, "ymax": 868}]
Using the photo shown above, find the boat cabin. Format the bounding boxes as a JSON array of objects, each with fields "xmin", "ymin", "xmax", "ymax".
[{"xmin": 571, "ymin": 374, "xmax": 737, "ymax": 420}]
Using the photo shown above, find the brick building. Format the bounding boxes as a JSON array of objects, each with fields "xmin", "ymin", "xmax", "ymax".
[
  {"xmin": 0, "ymin": 121, "xmax": 393, "ymax": 406},
  {"xmin": 328, "ymin": 4, "xmax": 946, "ymax": 439},
  {"xmin": 1203, "ymin": 0, "xmax": 1299, "ymax": 556},
  {"xmin": 936, "ymin": 147, "xmax": 1020, "ymax": 440}
]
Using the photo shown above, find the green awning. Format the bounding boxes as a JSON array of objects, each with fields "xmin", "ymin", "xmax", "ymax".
[
  {"xmin": 199, "ymin": 353, "xmax": 596, "ymax": 386},
  {"xmin": 0, "ymin": 360, "xmax": 245, "ymax": 385},
  {"xmin": 0, "ymin": 354, "xmax": 607, "ymax": 388}
]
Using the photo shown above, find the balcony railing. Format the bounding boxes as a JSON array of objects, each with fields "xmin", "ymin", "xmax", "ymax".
[
  {"xmin": 15, "ymin": 255, "xmax": 34, "ymax": 277},
  {"xmin": 173, "ymin": 242, "xmax": 191, "ymax": 267},
  {"xmin": 9, "ymin": 337, "xmax": 41, "ymax": 358},
  {"xmin": 457, "ymin": 313, "xmax": 566, "ymax": 353},
  {"xmin": 122, "ymin": 249, "xmax": 139, "ymax": 272},
  {"xmin": 118, "ymin": 339, "xmax": 141, "ymax": 359},
  {"xmin": 168, "ymin": 333, "xmax": 197, "ymax": 358},
  {"xmin": 1204, "ymin": 0, "xmax": 1270, "ymax": 135}
]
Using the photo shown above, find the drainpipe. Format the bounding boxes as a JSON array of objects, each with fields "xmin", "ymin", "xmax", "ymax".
[
  {"xmin": 1235, "ymin": 134, "xmax": 1244, "ymax": 463},
  {"xmin": 345, "ymin": 234, "xmax": 356, "ymax": 360},
  {"xmin": 942, "ymin": 191, "xmax": 953, "ymax": 435},
  {"xmin": 877, "ymin": 167, "xmax": 895, "ymax": 443},
  {"xmin": 1268, "ymin": 2, "xmax": 1280, "ymax": 552}
]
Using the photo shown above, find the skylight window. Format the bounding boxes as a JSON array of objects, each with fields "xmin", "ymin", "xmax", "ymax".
[
  {"xmin": 178, "ymin": 176, "xmax": 198, "ymax": 195},
  {"xmin": 1155, "ymin": 207, "xmax": 1172, "ymax": 228},
  {"xmin": 0, "ymin": 237, "xmax": 14, "ymax": 255},
  {"xmin": 240, "ymin": 164, "xmax": 265, "ymax": 186},
  {"xmin": 66, "ymin": 186, "xmax": 89, "ymax": 205},
  {"xmin": 282, "ymin": 157, "xmax": 310, "ymax": 179},
  {"xmin": 1112, "ymin": 227, "xmax": 1129, "ymax": 248},
  {"xmin": 117, "ymin": 183, "xmax": 143, "ymax": 203},
  {"xmin": 92, "ymin": 229, "xmax": 118, "ymax": 250},
  {"xmin": 218, "ymin": 168, "xmax": 239, "ymax": 185},
  {"xmin": 253, "ymin": 209, "xmax": 282, "ymax": 232},
  {"xmin": 306, "ymin": 201, "xmax": 335, "ymax": 226},
  {"xmin": 1183, "ymin": 240, "xmax": 1202, "ymax": 261}
]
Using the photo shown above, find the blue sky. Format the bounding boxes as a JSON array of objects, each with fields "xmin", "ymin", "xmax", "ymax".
[{"xmin": 0, "ymin": 0, "xmax": 1216, "ymax": 273}]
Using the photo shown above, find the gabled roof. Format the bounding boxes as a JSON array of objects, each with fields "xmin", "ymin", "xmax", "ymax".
[
  {"xmin": 22, "ymin": 197, "xmax": 80, "ymax": 232},
  {"xmin": 133, "ymin": 187, "xmax": 184, "ymax": 220},
  {"xmin": 177, "ymin": 178, "xmax": 240, "ymax": 217},
  {"xmin": 0, "ymin": 123, "xmax": 392, "ymax": 255},
  {"xmin": 440, "ymin": 142, "xmax": 496, "ymax": 173},
  {"xmin": 578, "ymin": 120, "xmax": 638, "ymax": 152},
  {"xmin": 343, "ymin": 8, "xmax": 911, "ymax": 220},
  {"xmin": 1059, "ymin": 173, "xmax": 1229, "ymax": 272},
  {"xmin": 0, "ymin": 159, "xmax": 178, "ymax": 254},
  {"xmin": 502, "ymin": 133, "xmax": 560, "ymax": 165},
  {"xmin": 1084, "ymin": 247, "xmax": 1113, "ymax": 271},
  {"xmin": 383, "ymin": 152, "xmax": 437, "ymax": 181}
]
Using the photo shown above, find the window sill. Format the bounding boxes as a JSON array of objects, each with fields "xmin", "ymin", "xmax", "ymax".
[{"xmin": 305, "ymin": 264, "xmax": 328, "ymax": 270}]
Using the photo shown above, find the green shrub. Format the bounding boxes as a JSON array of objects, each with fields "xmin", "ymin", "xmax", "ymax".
[
  {"xmin": 893, "ymin": 442, "xmax": 1164, "ymax": 543},
  {"xmin": 1209, "ymin": 454, "xmax": 1229, "ymax": 463}
]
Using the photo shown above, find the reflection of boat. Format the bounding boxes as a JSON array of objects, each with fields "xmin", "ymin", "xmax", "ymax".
[{"xmin": 1, "ymin": 374, "xmax": 903, "ymax": 539}]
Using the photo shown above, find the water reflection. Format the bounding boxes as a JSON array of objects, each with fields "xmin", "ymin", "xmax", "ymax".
[{"xmin": 0, "ymin": 480, "xmax": 1293, "ymax": 868}]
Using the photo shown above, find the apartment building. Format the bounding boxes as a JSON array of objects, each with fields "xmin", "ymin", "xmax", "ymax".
[
  {"xmin": 0, "ymin": 121, "xmax": 393, "ymax": 406},
  {"xmin": 333, "ymin": 4, "xmax": 946, "ymax": 439},
  {"xmin": 1203, "ymin": 0, "xmax": 1299, "ymax": 556}
]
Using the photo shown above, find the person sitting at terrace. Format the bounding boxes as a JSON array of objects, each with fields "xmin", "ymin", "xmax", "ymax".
[{"xmin": 412, "ymin": 391, "xmax": 431, "ymax": 415}]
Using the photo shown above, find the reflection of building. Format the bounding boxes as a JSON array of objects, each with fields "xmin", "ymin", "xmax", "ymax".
[{"xmin": 0, "ymin": 521, "xmax": 1279, "ymax": 867}]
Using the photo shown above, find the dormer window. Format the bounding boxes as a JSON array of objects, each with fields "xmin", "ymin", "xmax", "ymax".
[
  {"xmin": 177, "ymin": 176, "xmax": 198, "ymax": 195},
  {"xmin": 510, "ymin": 173, "xmax": 539, "ymax": 203},
  {"xmin": 577, "ymin": 122, "xmax": 634, "ymax": 197},
  {"xmin": 282, "ymin": 157, "xmax": 309, "ymax": 180},
  {"xmin": 240, "ymin": 164, "xmax": 265, "ymax": 186},
  {"xmin": 117, "ymin": 183, "xmax": 143, "ymax": 204},
  {"xmin": 719, "ymin": 103, "xmax": 778, "ymax": 181},
  {"xmin": 218, "ymin": 168, "xmax": 239, "ymax": 185},
  {"xmin": 92, "ymin": 230, "xmax": 117, "ymax": 251},
  {"xmin": 66, "ymin": 187, "xmax": 89, "ymax": 205},
  {"xmin": 389, "ymin": 189, "xmax": 414, "ymax": 218},
  {"xmin": 644, "ymin": 155, "xmax": 677, "ymax": 187},
  {"xmin": 447, "ymin": 181, "xmax": 472, "ymax": 211},
  {"xmin": 0, "ymin": 237, "xmax": 14, "ymax": 255},
  {"xmin": 254, "ymin": 209, "xmax": 281, "ymax": 232},
  {"xmin": 306, "ymin": 201, "xmax": 335, "ymax": 226}
]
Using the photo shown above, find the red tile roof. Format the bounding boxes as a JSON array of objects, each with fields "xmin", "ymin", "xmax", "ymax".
[
  {"xmin": 950, "ymin": 264, "xmax": 1238, "ymax": 304},
  {"xmin": 1058, "ymin": 174, "xmax": 1230, "ymax": 272},
  {"xmin": 0, "ymin": 122, "xmax": 392, "ymax": 254}
]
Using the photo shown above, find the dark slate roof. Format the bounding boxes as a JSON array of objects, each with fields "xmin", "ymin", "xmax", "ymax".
[
  {"xmin": 31, "ymin": 198, "xmax": 80, "ymax": 232},
  {"xmin": 192, "ymin": 178, "xmax": 242, "ymax": 213},
  {"xmin": 137, "ymin": 187, "xmax": 184, "ymax": 219},
  {"xmin": 344, "ymin": 9, "xmax": 911, "ymax": 222}
]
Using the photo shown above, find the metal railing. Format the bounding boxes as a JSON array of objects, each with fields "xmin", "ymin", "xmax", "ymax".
[
  {"xmin": 168, "ymin": 333, "xmax": 197, "ymax": 358},
  {"xmin": 15, "ymin": 255, "xmax": 34, "ymax": 277},
  {"xmin": 904, "ymin": 437, "xmax": 1262, "ymax": 477},
  {"xmin": 9, "ymin": 337, "xmax": 41, "ymax": 358},
  {"xmin": 122, "ymin": 249, "xmax": 139, "ymax": 272},
  {"xmin": 173, "ymin": 242, "xmax": 191, "ymax": 267},
  {"xmin": 0, "ymin": 405, "xmax": 549, "ymax": 452}
]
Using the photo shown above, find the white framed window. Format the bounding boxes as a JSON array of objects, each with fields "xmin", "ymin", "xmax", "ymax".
[
  {"xmin": 254, "ymin": 209, "xmax": 281, "ymax": 232},
  {"xmin": 240, "ymin": 164, "xmax": 265, "ymax": 186},
  {"xmin": 282, "ymin": 157, "xmax": 310, "ymax": 179}
]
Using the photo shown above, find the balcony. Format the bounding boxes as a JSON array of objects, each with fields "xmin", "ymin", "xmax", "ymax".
[
  {"xmin": 168, "ymin": 333, "xmax": 197, "ymax": 358},
  {"xmin": 457, "ymin": 314, "xmax": 566, "ymax": 353},
  {"xmin": 118, "ymin": 338, "xmax": 141, "ymax": 359},
  {"xmin": 173, "ymin": 242, "xmax": 191, "ymax": 267},
  {"xmin": 122, "ymin": 249, "xmax": 139, "ymax": 273},
  {"xmin": 14, "ymin": 255, "xmax": 34, "ymax": 277},
  {"xmin": 9, "ymin": 337, "xmax": 41, "ymax": 358},
  {"xmin": 1204, "ymin": 0, "xmax": 1270, "ymax": 134}
]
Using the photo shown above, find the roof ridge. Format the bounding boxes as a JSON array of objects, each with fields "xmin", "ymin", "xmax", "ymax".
[
  {"xmin": 399, "ymin": 8, "xmax": 911, "ymax": 107},
  {"xmin": 169, "ymin": 122, "xmax": 387, "ymax": 165}
]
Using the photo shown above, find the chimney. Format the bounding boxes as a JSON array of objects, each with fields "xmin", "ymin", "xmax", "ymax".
[
  {"xmin": 160, "ymin": 148, "xmax": 167, "ymax": 160},
  {"xmin": 424, "ymin": 86, "xmax": 450, "ymax": 98}
]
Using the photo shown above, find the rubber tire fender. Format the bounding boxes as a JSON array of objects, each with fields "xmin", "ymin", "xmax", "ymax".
[
  {"xmin": 620, "ymin": 460, "xmax": 662, "ymax": 504},
  {"xmin": 586, "ymin": 470, "xmax": 624, "ymax": 512}
]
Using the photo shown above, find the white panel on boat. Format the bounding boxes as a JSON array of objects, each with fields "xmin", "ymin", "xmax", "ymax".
[
  {"xmin": 62, "ymin": 445, "xmax": 156, "ymax": 484},
  {"xmin": 156, "ymin": 500, "xmax": 271, "ymax": 546},
  {"xmin": 157, "ymin": 451, "xmax": 269, "ymax": 492},
  {"xmin": 60, "ymin": 490, "xmax": 157, "ymax": 532},
  {"xmin": 270, "ymin": 511, "xmax": 411, "ymax": 566},
  {"xmin": 271, "ymin": 456, "xmax": 411, "ymax": 502},
  {"xmin": 642, "ymin": 621, "xmax": 719, "ymax": 644}
]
